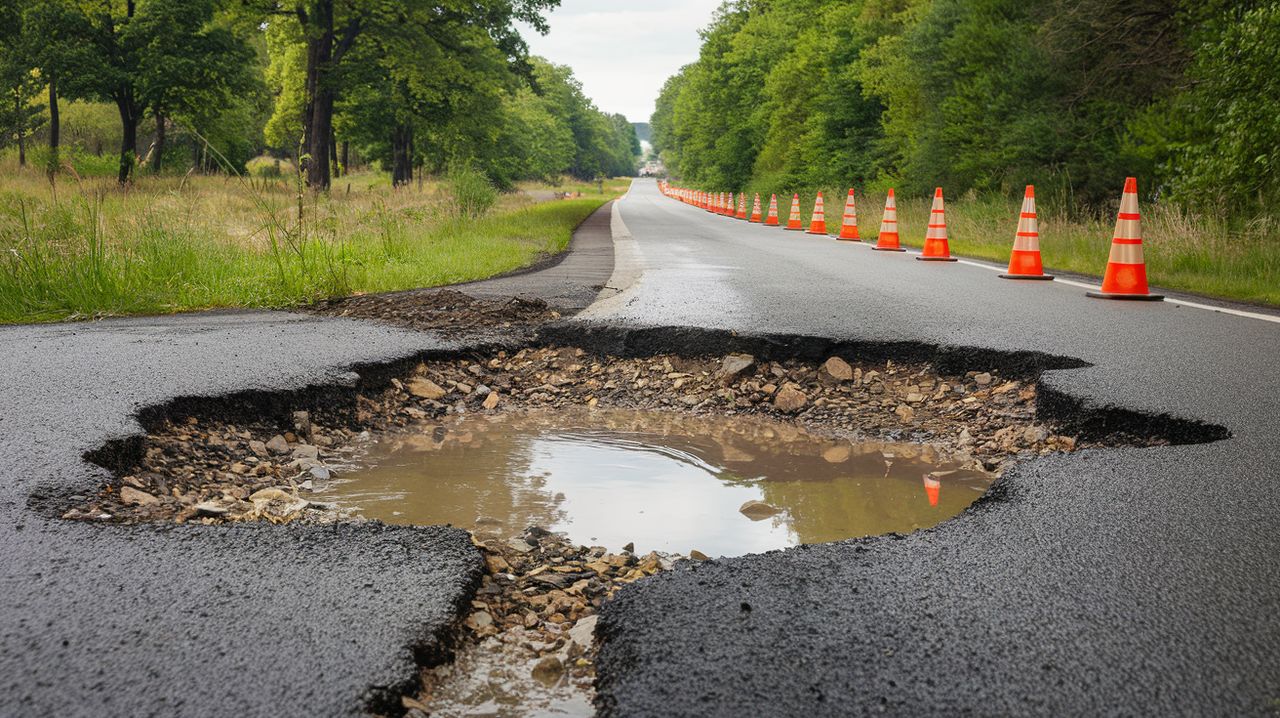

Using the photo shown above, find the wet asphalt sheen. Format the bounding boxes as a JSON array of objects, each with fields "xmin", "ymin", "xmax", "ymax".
[
  {"xmin": 0, "ymin": 207, "xmax": 616, "ymax": 717},
  {"xmin": 587, "ymin": 181, "xmax": 1280, "ymax": 716}
]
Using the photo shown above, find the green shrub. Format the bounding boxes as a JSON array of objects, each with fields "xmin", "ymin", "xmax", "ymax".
[
  {"xmin": 445, "ymin": 164, "xmax": 498, "ymax": 218},
  {"xmin": 246, "ymin": 155, "xmax": 294, "ymax": 178}
]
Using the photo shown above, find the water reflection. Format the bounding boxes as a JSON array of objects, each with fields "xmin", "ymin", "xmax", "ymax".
[{"xmin": 321, "ymin": 409, "xmax": 993, "ymax": 557}]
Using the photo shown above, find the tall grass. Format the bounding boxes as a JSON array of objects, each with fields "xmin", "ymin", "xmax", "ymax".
[
  {"xmin": 738, "ymin": 184, "xmax": 1280, "ymax": 306},
  {"xmin": 0, "ymin": 169, "xmax": 614, "ymax": 323}
]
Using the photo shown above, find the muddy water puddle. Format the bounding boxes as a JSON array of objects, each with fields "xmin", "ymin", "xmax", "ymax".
[{"xmin": 321, "ymin": 409, "xmax": 992, "ymax": 556}]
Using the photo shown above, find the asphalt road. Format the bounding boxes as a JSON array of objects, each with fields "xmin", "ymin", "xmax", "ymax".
[
  {"xmin": 0, "ymin": 206, "xmax": 616, "ymax": 717},
  {"xmin": 3, "ymin": 183, "xmax": 1276, "ymax": 716},
  {"xmin": 585, "ymin": 180, "xmax": 1280, "ymax": 715}
]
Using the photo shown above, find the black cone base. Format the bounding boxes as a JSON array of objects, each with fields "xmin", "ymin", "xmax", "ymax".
[
  {"xmin": 999, "ymin": 273, "xmax": 1055, "ymax": 281},
  {"xmin": 1086, "ymin": 291, "xmax": 1164, "ymax": 301}
]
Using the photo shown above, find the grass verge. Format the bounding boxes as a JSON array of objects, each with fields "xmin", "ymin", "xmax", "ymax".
[{"xmin": 0, "ymin": 173, "xmax": 618, "ymax": 324}]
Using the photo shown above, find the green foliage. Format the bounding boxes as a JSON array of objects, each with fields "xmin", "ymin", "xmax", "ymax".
[
  {"xmin": 655, "ymin": 0, "xmax": 1280, "ymax": 213},
  {"xmin": 446, "ymin": 165, "xmax": 499, "ymax": 219}
]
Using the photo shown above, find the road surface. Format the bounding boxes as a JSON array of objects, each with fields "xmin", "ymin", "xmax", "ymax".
[{"xmin": 1, "ymin": 183, "xmax": 1276, "ymax": 716}]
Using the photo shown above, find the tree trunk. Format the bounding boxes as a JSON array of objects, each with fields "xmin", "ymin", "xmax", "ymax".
[
  {"xmin": 330, "ymin": 125, "xmax": 340, "ymax": 178},
  {"xmin": 391, "ymin": 123, "xmax": 413, "ymax": 187},
  {"xmin": 47, "ymin": 77, "xmax": 59, "ymax": 176},
  {"xmin": 117, "ymin": 94, "xmax": 140, "ymax": 185},
  {"xmin": 151, "ymin": 110, "xmax": 165, "ymax": 174},
  {"xmin": 14, "ymin": 91, "xmax": 24, "ymax": 167},
  {"xmin": 341, "ymin": 140, "xmax": 349, "ymax": 174},
  {"xmin": 302, "ymin": 0, "xmax": 335, "ymax": 190}
]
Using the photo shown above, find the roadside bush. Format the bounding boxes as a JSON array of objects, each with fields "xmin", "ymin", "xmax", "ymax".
[
  {"xmin": 445, "ymin": 165, "xmax": 498, "ymax": 218},
  {"xmin": 246, "ymin": 155, "xmax": 295, "ymax": 178}
]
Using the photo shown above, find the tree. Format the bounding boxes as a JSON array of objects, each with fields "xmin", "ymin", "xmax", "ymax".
[
  {"xmin": 0, "ymin": 1, "xmax": 45, "ymax": 167},
  {"xmin": 255, "ymin": 0, "xmax": 558, "ymax": 191},
  {"xmin": 20, "ymin": 0, "xmax": 96, "ymax": 173}
]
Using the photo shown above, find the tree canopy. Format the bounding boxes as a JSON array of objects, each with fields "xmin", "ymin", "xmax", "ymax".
[
  {"xmin": 0, "ymin": 0, "xmax": 640, "ymax": 188},
  {"xmin": 652, "ymin": 0, "xmax": 1280, "ymax": 211}
]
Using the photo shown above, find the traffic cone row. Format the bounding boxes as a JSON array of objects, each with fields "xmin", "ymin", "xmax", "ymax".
[{"xmin": 659, "ymin": 178, "xmax": 1160, "ymax": 301}]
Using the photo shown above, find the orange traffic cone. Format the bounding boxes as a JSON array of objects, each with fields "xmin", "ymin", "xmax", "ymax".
[
  {"xmin": 923, "ymin": 473, "xmax": 940, "ymax": 507},
  {"xmin": 726, "ymin": 192, "xmax": 735, "ymax": 217},
  {"xmin": 916, "ymin": 188, "xmax": 957, "ymax": 262},
  {"xmin": 872, "ymin": 189, "xmax": 905, "ymax": 252},
  {"xmin": 765, "ymin": 194, "xmax": 780, "ymax": 226},
  {"xmin": 837, "ymin": 188, "xmax": 859, "ymax": 241},
  {"xmin": 1087, "ymin": 177, "xmax": 1163, "ymax": 300},
  {"xmin": 736, "ymin": 193, "xmax": 748, "ymax": 220},
  {"xmin": 1000, "ymin": 186, "xmax": 1053, "ymax": 280},
  {"xmin": 749, "ymin": 194, "xmax": 763, "ymax": 223},
  {"xmin": 807, "ymin": 192, "xmax": 827, "ymax": 235},
  {"xmin": 784, "ymin": 194, "xmax": 803, "ymax": 231}
]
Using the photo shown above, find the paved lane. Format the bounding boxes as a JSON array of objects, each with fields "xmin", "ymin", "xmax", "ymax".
[{"xmin": 589, "ymin": 179, "xmax": 1280, "ymax": 716}]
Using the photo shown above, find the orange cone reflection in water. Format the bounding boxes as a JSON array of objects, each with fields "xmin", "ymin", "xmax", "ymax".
[{"xmin": 923, "ymin": 473, "xmax": 941, "ymax": 507}]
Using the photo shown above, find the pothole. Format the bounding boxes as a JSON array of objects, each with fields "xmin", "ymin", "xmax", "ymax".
[{"xmin": 64, "ymin": 339, "xmax": 1177, "ymax": 718}]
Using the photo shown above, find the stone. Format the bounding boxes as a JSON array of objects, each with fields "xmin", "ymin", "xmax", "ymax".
[
  {"xmin": 821, "ymin": 356, "xmax": 854, "ymax": 382},
  {"xmin": 894, "ymin": 404, "xmax": 915, "ymax": 422},
  {"xmin": 716, "ymin": 354, "xmax": 755, "ymax": 384},
  {"xmin": 291, "ymin": 444, "xmax": 319, "ymax": 460},
  {"xmin": 464, "ymin": 611, "xmax": 493, "ymax": 631},
  {"xmin": 248, "ymin": 440, "xmax": 268, "ymax": 457},
  {"xmin": 193, "ymin": 501, "xmax": 230, "ymax": 517},
  {"xmin": 119, "ymin": 486, "xmax": 159, "ymax": 506},
  {"xmin": 689, "ymin": 550, "xmax": 709, "ymax": 561},
  {"xmin": 506, "ymin": 538, "xmax": 535, "ymax": 554},
  {"xmin": 482, "ymin": 391, "xmax": 500, "ymax": 410},
  {"xmin": 406, "ymin": 378, "xmax": 447, "ymax": 400},
  {"xmin": 974, "ymin": 372, "xmax": 993, "ymax": 386},
  {"xmin": 1023, "ymin": 426, "xmax": 1048, "ymax": 444},
  {"xmin": 905, "ymin": 392, "xmax": 925, "ymax": 403},
  {"xmin": 822, "ymin": 445, "xmax": 851, "ymax": 463},
  {"xmin": 291, "ymin": 411, "xmax": 311, "ymax": 439},
  {"xmin": 739, "ymin": 500, "xmax": 782, "ymax": 521},
  {"xmin": 773, "ymin": 385, "xmax": 808, "ymax": 413},
  {"xmin": 531, "ymin": 655, "xmax": 564, "ymax": 686},
  {"xmin": 568, "ymin": 615, "xmax": 598, "ymax": 648},
  {"xmin": 309, "ymin": 465, "xmax": 331, "ymax": 481},
  {"xmin": 264, "ymin": 435, "xmax": 290, "ymax": 455}
]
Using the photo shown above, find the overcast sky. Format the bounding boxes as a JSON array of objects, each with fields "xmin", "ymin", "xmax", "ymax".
[{"xmin": 518, "ymin": 0, "xmax": 723, "ymax": 123}]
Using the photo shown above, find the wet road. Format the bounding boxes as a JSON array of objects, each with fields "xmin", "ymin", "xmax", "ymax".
[{"xmin": 586, "ymin": 179, "xmax": 1280, "ymax": 715}]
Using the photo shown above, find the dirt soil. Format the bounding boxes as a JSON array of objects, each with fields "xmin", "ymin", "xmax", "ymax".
[{"xmin": 308, "ymin": 289, "xmax": 562, "ymax": 335}]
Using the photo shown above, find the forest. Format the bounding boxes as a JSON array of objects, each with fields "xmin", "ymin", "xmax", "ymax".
[
  {"xmin": 651, "ymin": 0, "xmax": 1280, "ymax": 213},
  {"xmin": 0, "ymin": 0, "xmax": 640, "ymax": 189}
]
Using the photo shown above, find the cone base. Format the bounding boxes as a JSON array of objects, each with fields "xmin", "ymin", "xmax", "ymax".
[
  {"xmin": 1086, "ymin": 290, "xmax": 1164, "ymax": 301},
  {"xmin": 999, "ymin": 273, "xmax": 1054, "ymax": 281},
  {"xmin": 916, "ymin": 256, "xmax": 958, "ymax": 262},
  {"xmin": 872, "ymin": 246, "xmax": 905, "ymax": 252},
  {"xmin": 784, "ymin": 226, "xmax": 803, "ymax": 231},
  {"xmin": 806, "ymin": 230, "xmax": 828, "ymax": 236},
  {"xmin": 836, "ymin": 236, "xmax": 860, "ymax": 242}
]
